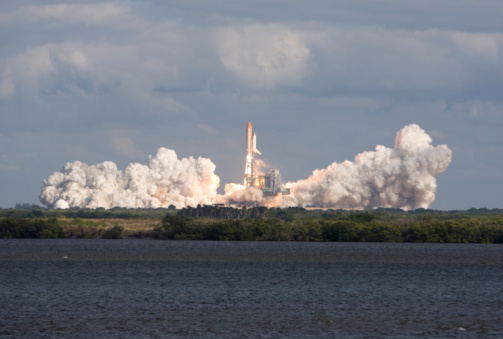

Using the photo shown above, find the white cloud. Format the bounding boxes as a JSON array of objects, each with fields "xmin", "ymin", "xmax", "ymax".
[
  {"xmin": 58, "ymin": 50, "xmax": 90, "ymax": 70},
  {"xmin": 110, "ymin": 131, "xmax": 145, "ymax": 158},
  {"xmin": 0, "ymin": 45, "xmax": 54, "ymax": 98},
  {"xmin": 216, "ymin": 24, "xmax": 311, "ymax": 88},
  {"xmin": 445, "ymin": 100, "xmax": 503, "ymax": 120},
  {"xmin": 1, "ymin": 4, "xmax": 130, "ymax": 25},
  {"xmin": 305, "ymin": 27, "xmax": 503, "ymax": 91},
  {"xmin": 450, "ymin": 32, "xmax": 501, "ymax": 61},
  {"xmin": 1, "ymin": 0, "xmax": 503, "ymax": 209},
  {"xmin": 0, "ymin": 78, "xmax": 14, "ymax": 98},
  {"xmin": 0, "ymin": 44, "xmax": 86, "ymax": 99}
]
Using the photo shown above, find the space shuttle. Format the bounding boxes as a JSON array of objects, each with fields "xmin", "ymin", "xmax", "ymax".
[
  {"xmin": 243, "ymin": 121, "xmax": 290, "ymax": 196},
  {"xmin": 244, "ymin": 121, "xmax": 260, "ymax": 187},
  {"xmin": 246, "ymin": 121, "xmax": 261, "ymax": 155}
]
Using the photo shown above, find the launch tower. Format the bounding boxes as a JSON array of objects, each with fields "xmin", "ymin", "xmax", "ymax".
[{"xmin": 244, "ymin": 122, "xmax": 290, "ymax": 196}]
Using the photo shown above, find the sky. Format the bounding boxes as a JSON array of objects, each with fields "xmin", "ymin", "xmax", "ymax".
[{"xmin": 1, "ymin": 0, "xmax": 502, "ymax": 210}]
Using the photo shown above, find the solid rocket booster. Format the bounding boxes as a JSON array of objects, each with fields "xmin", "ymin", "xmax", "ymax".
[
  {"xmin": 244, "ymin": 121, "xmax": 261, "ymax": 187},
  {"xmin": 246, "ymin": 121, "xmax": 252, "ymax": 153},
  {"xmin": 246, "ymin": 121, "xmax": 261, "ymax": 155}
]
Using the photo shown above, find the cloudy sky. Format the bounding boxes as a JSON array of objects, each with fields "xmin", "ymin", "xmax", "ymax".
[{"xmin": 1, "ymin": 0, "xmax": 502, "ymax": 210}]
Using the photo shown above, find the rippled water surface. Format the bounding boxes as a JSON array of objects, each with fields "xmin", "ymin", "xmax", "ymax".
[{"xmin": 1, "ymin": 240, "xmax": 502, "ymax": 338}]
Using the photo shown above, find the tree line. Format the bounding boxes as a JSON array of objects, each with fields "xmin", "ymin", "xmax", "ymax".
[
  {"xmin": 0, "ymin": 217, "xmax": 126, "ymax": 239},
  {"xmin": 0, "ymin": 206, "xmax": 171, "ymax": 219},
  {"xmin": 1, "ymin": 206, "xmax": 503, "ymax": 242},
  {"xmin": 152, "ymin": 212, "xmax": 503, "ymax": 243}
]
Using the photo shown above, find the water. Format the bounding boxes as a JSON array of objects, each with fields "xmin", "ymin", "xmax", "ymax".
[{"xmin": 1, "ymin": 240, "xmax": 502, "ymax": 338}]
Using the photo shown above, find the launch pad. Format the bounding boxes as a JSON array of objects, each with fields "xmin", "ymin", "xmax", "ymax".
[{"xmin": 244, "ymin": 122, "xmax": 290, "ymax": 196}]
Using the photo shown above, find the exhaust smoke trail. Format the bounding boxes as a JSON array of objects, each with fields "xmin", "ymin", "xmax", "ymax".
[
  {"xmin": 39, "ymin": 124, "xmax": 452, "ymax": 210},
  {"xmin": 224, "ymin": 183, "xmax": 264, "ymax": 203},
  {"xmin": 39, "ymin": 148, "xmax": 220, "ymax": 209},
  {"xmin": 282, "ymin": 124, "xmax": 452, "ymax": 210}
]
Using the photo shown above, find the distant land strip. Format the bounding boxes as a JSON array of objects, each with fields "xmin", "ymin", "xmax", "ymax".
[{"xmin": 1, "ymin": 206, "xmax": 503, "ymax": 243}]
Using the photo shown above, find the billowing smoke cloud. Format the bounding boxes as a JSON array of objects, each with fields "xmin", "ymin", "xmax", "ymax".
[
  {"xmin": 282, "ymin": 124, "xmax": 452, "ymax": 210},
  {"xmin": 40, "ymin": 124, "xmax": 452, "ymax": 210},
  {"xmin": 39, "ymin": 147, "xmax": 220, "ymax": 209},
  {"xmin": 224, "ymin": 183, "xmax": 263, "ymax": 203}
]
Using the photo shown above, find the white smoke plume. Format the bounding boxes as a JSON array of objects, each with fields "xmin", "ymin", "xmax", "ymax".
[
  {"xmin": 282, "ymin": 124, "xmax": 452, "ymax": 210},
  {"xmin": 39, "ymin": 147, "xmax": 220, "ymax": 209},
  {"xmin": 39, "ymin": 124, "xmax": 452, "ymax": 210},
  {"xmin": 223, "ymin": 183, "xmax": 263, "ymax": 203}
]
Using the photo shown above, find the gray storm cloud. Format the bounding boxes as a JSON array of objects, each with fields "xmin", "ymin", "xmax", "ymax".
[{"xmin": 40, "ymin": 124, "xmax": 451, "ymax": 210}]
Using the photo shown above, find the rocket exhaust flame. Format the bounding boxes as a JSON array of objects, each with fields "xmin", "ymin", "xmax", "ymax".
[{"xmin": 40, "ymin": 124, "xmax": 452, "ymax": 210}]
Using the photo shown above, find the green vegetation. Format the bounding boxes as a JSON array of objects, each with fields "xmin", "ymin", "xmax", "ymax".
[
  {"xmin": 0, "ymin": 206, "xmax": 169, "ymax": 220},
  {"xmin": 1, "ymin": 206, "xmax": 503, "ymax": 243},
  {"xmin": 101, "ymin": 225, "xmax": 124, "ymax": 239},
  {"xmin": 0, "ymin": 217, "xmax": 63, "ymax": 238}
]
